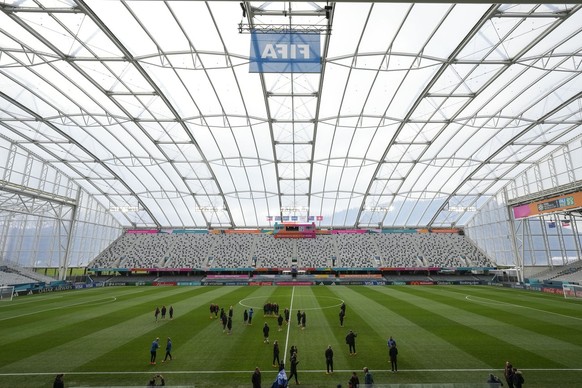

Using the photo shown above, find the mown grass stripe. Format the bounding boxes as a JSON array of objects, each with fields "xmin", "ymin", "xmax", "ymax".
[
  {"xmin": 74, "ymin": 286, "xmax": 253, "ymax": 373},
  {"xmin": 351, "ymin": 286, "xmax": 492, "ymax": 370},
  {"xmin": 374, "ymin": 286, "xmax": 571, "ymax": 368},
  {"xmin": 2, "ymin": 286, "xmax": 236, "ymax": 373},
  {"xmin": 1, "ymin": 285, "xmax": 582, "ymax": 387}
]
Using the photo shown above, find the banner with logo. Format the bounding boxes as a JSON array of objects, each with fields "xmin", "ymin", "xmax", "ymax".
[
  {"xmin": 512, "ymin": 191, "xmax": 582, "ymax": 219},
  {"xmin": 250, "ymin": 32, "xmax": 321, "ymax": 73}
]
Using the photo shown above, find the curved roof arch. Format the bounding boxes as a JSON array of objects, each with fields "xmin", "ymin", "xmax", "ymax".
[{"xmin": 1, "ymin": 1, "xmax": 581, "ymax": 229}]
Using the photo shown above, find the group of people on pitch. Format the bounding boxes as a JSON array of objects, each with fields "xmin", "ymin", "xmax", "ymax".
[{"xmin": 487, "ymin": 361, "xmax": 525, "ymax": 387}]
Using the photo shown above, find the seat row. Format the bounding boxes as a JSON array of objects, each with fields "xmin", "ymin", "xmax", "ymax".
[{"xmin": 89, "ymin": 232, "xmax": 495, "ymax": 269}]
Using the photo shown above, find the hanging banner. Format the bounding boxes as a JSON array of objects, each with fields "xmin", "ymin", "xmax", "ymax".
[
  {"xmin": 250, "ymin": 31, "xmax": 321, "ymax": 73},
  {"xmin": 512, "ymin": 191, "xmax": 582, "ymax": 219}
]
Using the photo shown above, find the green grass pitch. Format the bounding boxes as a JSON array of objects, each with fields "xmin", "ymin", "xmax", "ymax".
[{"xmin": 1, "ymin": 285, "xmax": 582, "ymax": 387}]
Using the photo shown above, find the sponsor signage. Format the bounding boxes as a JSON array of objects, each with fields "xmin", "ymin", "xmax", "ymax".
[
  {"xmin": 249, "ymin": 281, "xmax": 273, "ymax": 286},
  {"xmin": 250, "ymin": 32, "xmax": 321, "ymax": 73},
  {"xmin": 276, "ymin": 281, "xmax": 313, "ymax": 286},
  {"xmin": 513, "ymin": 191, "xmax": 582, "ymax": 219},
  {"xmin": 177, "ymin": 282, "xmax": 202, "ymax": 286},
  {"xmin": 204, "ymin": 281, "xmax": 249, "ymax": 286}
]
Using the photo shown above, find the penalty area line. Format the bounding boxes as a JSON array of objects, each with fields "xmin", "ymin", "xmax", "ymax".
[
  {"xmin": 0, "ymin": 297, "xmax": 117, "ymax": 322},
  {"xmin": 464, "ymin": 295, "xmax": 582, "ymax": 322}
]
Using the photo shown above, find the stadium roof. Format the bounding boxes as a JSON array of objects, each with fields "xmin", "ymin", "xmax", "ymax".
[{"xmin": 1, "ymin": 1, "xmax": 581, "ymax": 230}]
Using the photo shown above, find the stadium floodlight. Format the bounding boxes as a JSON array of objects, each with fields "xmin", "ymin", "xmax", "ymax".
[
  {"xmin": 281, "ymin": 206, "xmax": 308, "ymax": 212},
  {"xmin": 193, "ymin": 206, "xmax": 225, "ymax": 212},
  {"xmin": 364, "ymin": 206, "xmax": 393, "ymax": 212},
  {"xmin": 109, "ymin": 206, "xmax": 139, "ymax": 213},
  {"xmin": 562, "ymin": 283, "xmax": 582, "ymax": 300},
  {"xmin": 0, "ymin": 285, "xmax": 15, "ymax": 301},
  {"xmin": 448, "ymin": 206, "xmax": 477, "ymax": 212}
]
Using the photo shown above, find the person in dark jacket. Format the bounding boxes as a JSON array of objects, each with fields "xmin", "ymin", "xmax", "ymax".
[
  {"xmin": 511, "ymin": 368, "xmax": 524, "ymax": 388},
  {"xmin": 349, "ymin": 371, "xmax": 359, "ymax": 388},
  {"xmin": 53, "ymin": 374, "xmax": 64, "ymax": 388},
  {"xmin": 251, "ymin": 367, "xmax": 261, "ymax": 388},
  {"xmin": 272, "ymin": 340, "xmax": 281, "ymax": 367},
  {"xmin": 221, "ymin": 311, "xmax": 228, "ymax": 333},
  {"xmin": 287, "ymin": 351, "xmax": 300, "ymax": 385},
  {"xmin": 389, "ymin": 343, "xmax": 398, "ymax": 372},
  {"xmin": 162, "ymin": 337, "xmax": 172, "ymax": 362},
  {"xmin": 504, "ymin": 361, "xmax": 514, "ymax": 388},
  {"xmin": 227, "ymin": 315, "xmax": 233, "ymax": 335},
  {"xmin": 263, "ymin": 322, "xmax": 270, "ymax": 343},
  {"xmin": 325, "ymin": 345, "xmax": 334, "ymax": 374},
  {"xmin": 289, "ymin": 345, "xmax": 297, "ymax": 359},
  {"xmin": 346, "ymin": 330, "xmax": 357, "ymax": 355}
]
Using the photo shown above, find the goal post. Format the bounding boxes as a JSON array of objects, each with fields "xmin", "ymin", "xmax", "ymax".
[
  {"xmin": 562, "ymin": 283, "xmax": 582, "ymax": 300},
  {"xmin": 0, "ymin": 285, "xmax": 15, "ymax": 301}
]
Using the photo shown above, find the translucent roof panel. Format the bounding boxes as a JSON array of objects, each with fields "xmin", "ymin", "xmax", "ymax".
[{"xmin": 1, "ymin": 1, "xmax": 581, "ymax": 229}]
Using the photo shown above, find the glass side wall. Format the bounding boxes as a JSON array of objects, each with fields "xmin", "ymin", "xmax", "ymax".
[
  {"xmin": 466, "ymin": 138, "xmax": 582, "ymax": 267},
  {"xmin": 0, "ymin": 139, "xmax": 122, "ymax": 268}
]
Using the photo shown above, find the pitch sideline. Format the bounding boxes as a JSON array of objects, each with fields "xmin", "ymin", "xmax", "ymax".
[{"xmin": 2, "ymin": 367, "xmax": 582, "ymax": 377}]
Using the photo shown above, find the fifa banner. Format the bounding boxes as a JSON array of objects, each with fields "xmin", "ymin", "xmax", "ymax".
[
  {"xmin": 512, "ymin": 190, "xmax": 582, "ymax": 219},
  {"xmin": 249, "ymin": 32, "xmax": 321, "ymax": 73}
]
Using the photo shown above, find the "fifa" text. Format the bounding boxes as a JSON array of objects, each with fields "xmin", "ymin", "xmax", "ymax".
[{"xmin": 261, "ymin": 44, "xmax": 311, "ymax": 59}]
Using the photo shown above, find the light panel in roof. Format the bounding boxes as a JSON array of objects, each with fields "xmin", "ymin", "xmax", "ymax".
[{"xmin": 1, "ymin": 1, "xmax": 581, "ymax": 229}]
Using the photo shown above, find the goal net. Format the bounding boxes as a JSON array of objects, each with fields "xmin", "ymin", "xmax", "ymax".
[
  {"xmin": 0, "ymin": 285, "xmax": 15, "ymax": 301},
  {"xmin": 562, "ymin": 283, "xmax": 582, "ymax": 300}
]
